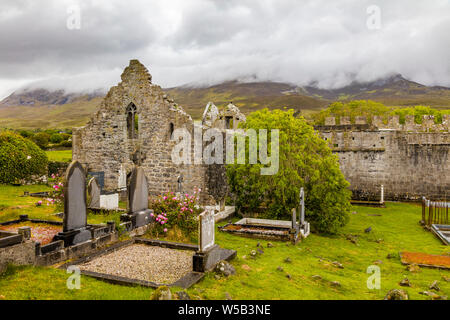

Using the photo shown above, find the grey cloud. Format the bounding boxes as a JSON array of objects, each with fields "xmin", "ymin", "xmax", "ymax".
[{"xmin": 0, "ymin": 0, "xmax": 448, "ymax": 99}]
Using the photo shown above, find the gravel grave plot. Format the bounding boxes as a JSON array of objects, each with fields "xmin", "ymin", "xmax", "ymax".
[
  {"xmin": 78, "ymin": 244, "xmax": 194, "ymax": 284},
  {"xmin": 0, "ymin": 222, "xmax": 61, "ymax": 245}
]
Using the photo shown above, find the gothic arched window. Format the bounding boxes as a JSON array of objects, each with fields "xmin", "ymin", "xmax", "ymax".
[{"xmin": 126, "ymin": 103, "xmax": 138, "ymax": 139}]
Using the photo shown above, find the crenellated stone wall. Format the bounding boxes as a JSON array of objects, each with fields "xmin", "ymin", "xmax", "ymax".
[{"xmin": 315, "ymin": 116, "xmax": 449, "ymax": 200}]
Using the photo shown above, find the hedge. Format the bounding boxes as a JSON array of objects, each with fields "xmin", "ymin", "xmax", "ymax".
[{"xmin": 0, "ymin": 131, "xmax": 48, "ymax": 184}]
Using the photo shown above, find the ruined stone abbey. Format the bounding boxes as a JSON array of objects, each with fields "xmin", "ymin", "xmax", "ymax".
[
  {"xmin": 72, "ymin": 60, "xmax": 244, "ymax": 204},
  {"xmin": 73, "ymin": 59, "xmax": 449, "ymax": 204}
]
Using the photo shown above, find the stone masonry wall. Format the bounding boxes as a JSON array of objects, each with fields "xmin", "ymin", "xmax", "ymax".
[
  {"xmin": 316, "ymin": 115, "xmax": 450, "ymax": 200},
  {"xmin": 73, "ymin": 60, "xmax": 214, "ymax": 203},
  {"xmin": 73, "ymin": 60, "xmax": 227, "ymax": 204},
  {"xmin": 0, "ymin": 241, "xmax": 36, "ymax": 273}
]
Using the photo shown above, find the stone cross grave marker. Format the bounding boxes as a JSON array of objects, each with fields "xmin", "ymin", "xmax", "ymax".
[
  {"xmin": 88, "ymin": 177, "xmax": 101, "ymax": 208},
  {"xmin": 199, "ymin": 209, "xmax": 215, "ymax": 252}
]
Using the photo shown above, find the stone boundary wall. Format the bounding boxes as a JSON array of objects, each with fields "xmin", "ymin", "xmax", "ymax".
[
  {"xmin": 323, "ymin": 114, "xmax": 450, "ymax": 132},
  {"xmin": 315, "ymin": 115, "xmax": 449, "ymax": 200}
]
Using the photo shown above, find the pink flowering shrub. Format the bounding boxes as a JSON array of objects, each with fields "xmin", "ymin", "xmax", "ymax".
[
  {"xmin": 149, "ymin": 188, "xmax": 203, "ymax": 237},
  {"xmin": 47, "ymin": 173, "xmax": 64, "ymax": 209}
]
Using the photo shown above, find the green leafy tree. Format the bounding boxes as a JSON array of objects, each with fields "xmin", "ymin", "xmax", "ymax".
[
  {"xmin": 313, "ymin": 100, "xmax": 450, "ymax": 125},
  {"xmin": 32, "ymin": 132, "xmax": 51, "ymax": 149},
  {"xmin": 227, "ymin": 109, "xmax": 351, "ymax": 234},
  {"xmin": 0, "ymin": 131, "xmax": 48, "ymax": 184},
  {"xmin": 50, "ymin": 133, "xmax": 63, "ymax": 144}
]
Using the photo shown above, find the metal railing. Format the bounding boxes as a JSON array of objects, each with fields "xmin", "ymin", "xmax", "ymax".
[{"xmin": 422, "ymin": 197, "xmax": 449, "ymax": 226}]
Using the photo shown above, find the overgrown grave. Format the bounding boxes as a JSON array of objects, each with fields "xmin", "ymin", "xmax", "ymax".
[{"xmin": 220, "ymin": 187, "xmax": 310, "ymax": 243}]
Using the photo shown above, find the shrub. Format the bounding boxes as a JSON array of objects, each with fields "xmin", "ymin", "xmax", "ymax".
[
  {"xmin": 149, "ymin": 189, "xmax": 203, "ymax": 238},
  {"xmin": 312, "ymin": 100, "xmax": 450, "ymax": 125},
  {"xmin": 61, "ymin": 133, "xmax": 71, "ymax": 141},
  {"xmin": 0, "ymin": 131, "xmax": 48, "ymax": 184},
  {"xmin": 48, "ymin": 161, "xmax": 69, "ymax": 177},
  {"xmin": 18, "ymin": 130, "xmax": 34, "ymax": 139},
  {"xmin": 227, "ymin": 109, "xmax": 351, "ymax": 234},
  {"xmin": 47, "ymin": 173, "xmax": 64, "ymax": 209},
  {"xmin": 59, "ymin": 140, "xmax": 72, "ymax": 148},
  {"xmin": 32, "ymin": 132, "xmax": 51, "ymax": 149},
  {"xmin": 50, "ymin": 133, "xmax": 63, "ymax": 144}
]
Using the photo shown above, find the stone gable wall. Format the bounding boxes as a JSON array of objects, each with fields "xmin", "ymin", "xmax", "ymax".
[{"xmin": 72, "ymin": 60, "xmax": 222, "ymax": 204}]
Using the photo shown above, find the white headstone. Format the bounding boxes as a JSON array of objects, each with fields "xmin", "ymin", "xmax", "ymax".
[
  {"xmin": 118, "ymin": 164, "xmax": 127, "ymax": 191},
  {"xmin": 199, "ymin": 209, "xmax": 215, "ymax": 252}
]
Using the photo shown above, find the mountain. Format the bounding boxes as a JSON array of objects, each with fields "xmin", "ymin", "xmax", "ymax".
[
  {"xmin": 0, "ymin": 74, "xmax": 449, "ymax": 129},
  {"xmin": 300, "ymin": 74, "xmax": 450, "ymax": 107},
  {"xmin": 164, "ymin": 81, "xmax": 328, "ymax": 119},
  {"xmin": 0, "ymin": 88, "xmax": 104, "ymax": 107}
]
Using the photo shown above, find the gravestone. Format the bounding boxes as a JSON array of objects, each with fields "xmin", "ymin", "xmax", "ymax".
[
  {"xmin": 118, "ymin": 164, "xmax": 127, "ymax": 191},
  {"xmin": 177, "ymin": 175, "xmax": 183, "ymax": 194},
  {"xmin": 126, "ymin": 166, "xmax": 153, "ymax": 227},
  {"xmin": 199, "ymin": 209, "xmax": 215, "ymax": 252},
  {"xmin": 88, "ymin": 177, "xmax": 101, "ymax": 209},
  {"xmin": 193, "ymin": 208, "xmax": 236, "ymax": 272},
  {"xmin": 290, "ymin": 187, "xmax": 310, "ymax": 243},
  {"xmin": 299, "ymin": 187, "xmax": 305, "ymax": 225},
  {"xmin": 88, "ymin": 171, "xmax": 105, "ymax": 190},
  {"xmin": 55, "ymin": 161, "xmax": 91, "ymax": 246}
]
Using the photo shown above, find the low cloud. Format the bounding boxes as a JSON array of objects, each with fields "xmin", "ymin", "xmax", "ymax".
[{"xmin": 0, "ymin": 0, "xmax": 449, "ymax": 99}]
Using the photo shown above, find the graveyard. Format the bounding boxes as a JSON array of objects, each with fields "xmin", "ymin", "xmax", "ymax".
[
  {"xmin": 0, "ymin": 60, "xmax": 448, "ymax": 301},
  {"xmin": 0, "ymin": 179, "xmax": 449, "ymax": 300}
]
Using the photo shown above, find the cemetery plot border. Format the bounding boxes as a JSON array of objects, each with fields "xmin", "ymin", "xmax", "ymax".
[
  {"xmin": 431, "ymin": 224, "xmax": 450, "ymax": 245},
  {"xmin": 60, "ymin": 238, "xmax": 205, "ymax": 289},
  {"xmin": 219, "ymin": 188, "xmax": 310, "ymax": 244},
  {"xmin": 0, "ymin": 214, "xmax": 117, "ymax": 267}
]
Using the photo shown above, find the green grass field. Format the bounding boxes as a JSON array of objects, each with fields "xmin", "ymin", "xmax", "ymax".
[
  {"xmin": 0, "ymin": 184, "xmax": 449, "ymax": 300},
  {"xmin": 45, "ymin": 150, "xmax": 72, "ymax": 163}
]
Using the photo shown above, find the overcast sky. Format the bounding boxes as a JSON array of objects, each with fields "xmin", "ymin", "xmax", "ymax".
[{"xmin": 0, "ymin": 0, "xmax": 449, "ymax": 99}]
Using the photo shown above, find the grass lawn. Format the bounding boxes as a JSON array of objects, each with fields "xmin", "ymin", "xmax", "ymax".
[
  {"xmin": 0, "ymin": 184, "xmax": 449, "ymax": 300},
  {"xmin": 45, "ymin": 150, "xmax": 72, "ymax": 163}
]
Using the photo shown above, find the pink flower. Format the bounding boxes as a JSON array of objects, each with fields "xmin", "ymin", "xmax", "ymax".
[
  {"xmin": 163, "ymin": 228, "xmax": 167, "ymax": 232},
  {"xmin": 163, "ymin": 196, "xmax": 167, "ymax": 200}
]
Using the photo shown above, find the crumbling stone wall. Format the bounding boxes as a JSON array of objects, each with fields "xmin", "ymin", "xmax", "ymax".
[
  {"xmin": 316, "ymin": 116, "xmax": 450, "ymax": 200},
  {"xmin": 0, "ymin": 241, "xmax": 36, "ymax": 273}
]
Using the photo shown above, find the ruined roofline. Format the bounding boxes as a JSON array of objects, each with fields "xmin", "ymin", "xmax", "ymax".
[
  {"xmin": 318, "ymin": 115, "xmax": 449, "ymax": 132},
  {"xmin": 75, "ymin": 59, "xmax": 193, "ymax": 130}
]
